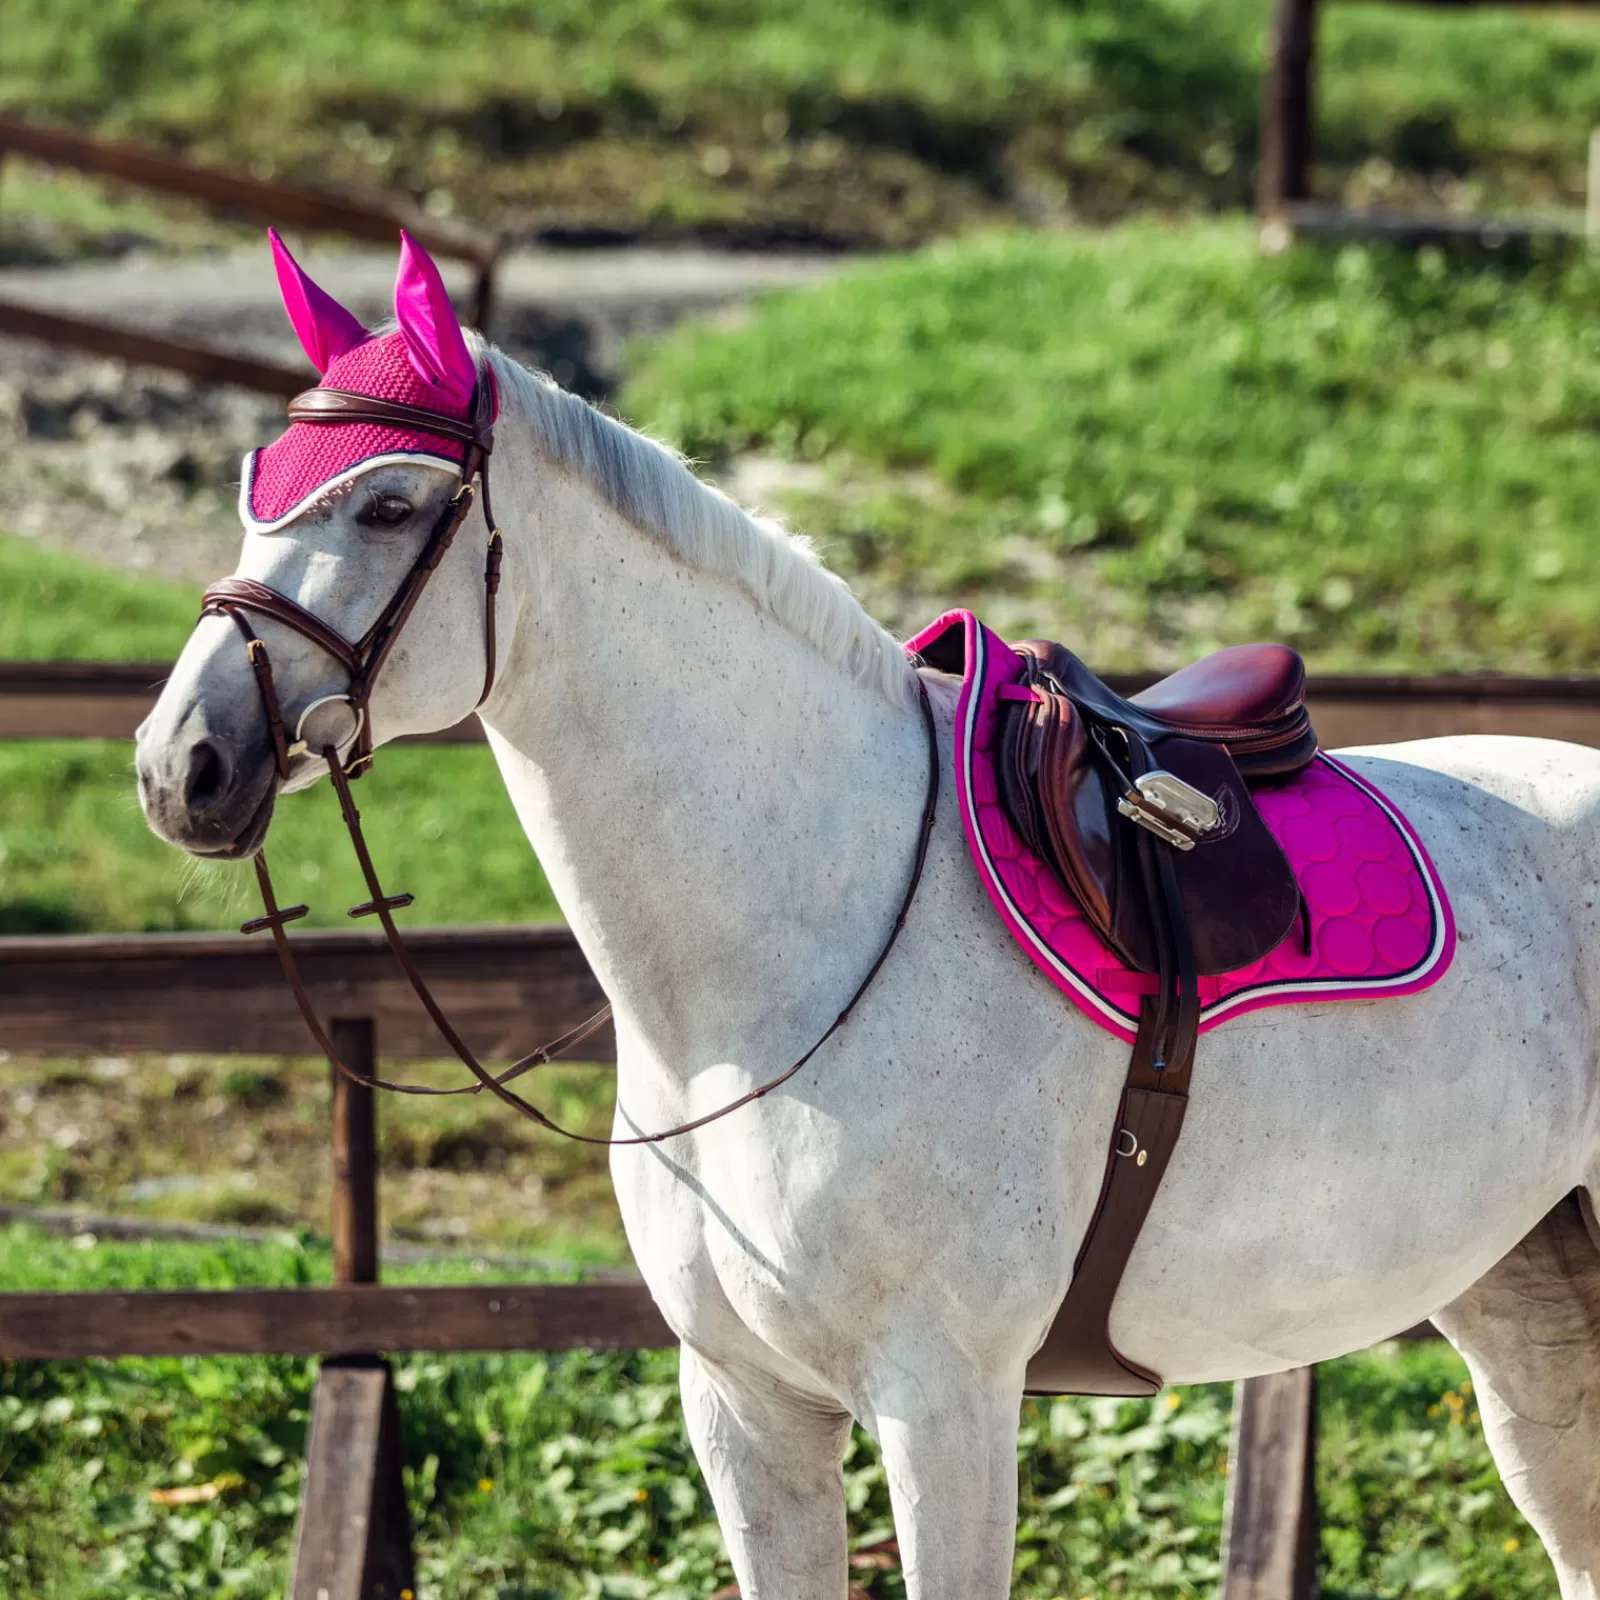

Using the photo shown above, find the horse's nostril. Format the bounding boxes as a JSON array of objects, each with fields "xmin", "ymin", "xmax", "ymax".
[{"xmin": 185, "ymin": 740, "xmax": 231, "ymax": 815}]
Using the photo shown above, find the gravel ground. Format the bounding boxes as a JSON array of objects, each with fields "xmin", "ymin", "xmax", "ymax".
[{"xmin": 0, "ymin": 244, "xmax": 840, "ymax": 584}]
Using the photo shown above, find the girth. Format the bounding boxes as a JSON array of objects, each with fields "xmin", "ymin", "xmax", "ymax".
[
  {"xmin": 201, "ymin": 380, "xmax": 503, "ymax": 781},
  {"xmin": 995, "ymin": 640, "xmax": 1315, "ymax": 1397}
]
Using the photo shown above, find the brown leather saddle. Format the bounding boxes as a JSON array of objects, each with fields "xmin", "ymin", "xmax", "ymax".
[{"xmin": 996, "ymin": 641, "xmax": 1319, "ymax": 1396}]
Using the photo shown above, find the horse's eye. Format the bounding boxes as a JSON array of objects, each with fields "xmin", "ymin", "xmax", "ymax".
[{"xmin": 362, "ymin": 494, "xmax": 413, "ymax": 527}]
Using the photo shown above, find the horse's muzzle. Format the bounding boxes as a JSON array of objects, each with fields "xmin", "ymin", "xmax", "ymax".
[{"xmin": 135, "ymin": 716, "xmax": 278, "ymax": 859}]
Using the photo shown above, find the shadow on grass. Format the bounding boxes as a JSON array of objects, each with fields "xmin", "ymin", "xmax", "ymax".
[{"xmin": 0, "ymin": 900, "xmax": 88, "ymax": 936}]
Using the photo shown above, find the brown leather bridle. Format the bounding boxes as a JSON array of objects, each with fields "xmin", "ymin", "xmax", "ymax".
[
  {"xmin": 203, "ymin": 376, "xmax": 941, "ymax": 1144},
  {"xmin": 201, "ymin": 380, "xmax": 504, "ymax": 782}
]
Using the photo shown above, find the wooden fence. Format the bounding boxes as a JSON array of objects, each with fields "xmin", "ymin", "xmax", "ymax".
[
  {"xmin": 1257, "ymin": 0, "xmax": 1599, "ymax": 248},
  {"xmin": 0, "ymin": 113, "xmax": 504, "ymax": 395},
  {"xmin": 16, "ymin": 657, "xmax": 1600, "ymax": 749},
  {"xmin": 0, "ymin": 920, "xmax": 669, "ymax": 1600},
  {"xmin": 7, "ymin": 662, "xmax": 1582, "ymax": 1597}
]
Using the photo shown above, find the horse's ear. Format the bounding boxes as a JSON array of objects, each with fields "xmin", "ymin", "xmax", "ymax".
[
  {"xmin": 393, "ymin": 230, "xmax": 477, "ymax": 407},
  {"xmin": 269, "ymin": 229, "xmax": 369, "ymax": 374}
]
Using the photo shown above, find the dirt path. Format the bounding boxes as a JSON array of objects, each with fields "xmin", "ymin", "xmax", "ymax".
[{"xmin": 0, "ymin": 244, "xmax": 841, "ymax": 584}]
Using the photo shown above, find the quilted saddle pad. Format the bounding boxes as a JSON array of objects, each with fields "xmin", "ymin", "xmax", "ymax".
[{"xmin": 906, "ymin": 610, "xmax": 1456, "ymax": 1043}]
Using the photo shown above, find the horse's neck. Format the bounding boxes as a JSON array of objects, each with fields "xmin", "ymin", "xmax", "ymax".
[{"xmin": 481, "ymin": 463, "xmax": 927, "ymax": 1087}]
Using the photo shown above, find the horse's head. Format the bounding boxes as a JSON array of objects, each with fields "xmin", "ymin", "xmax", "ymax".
[{"xmin": 136, "ymin": 231, "xmax": 505, "ymax": 858}]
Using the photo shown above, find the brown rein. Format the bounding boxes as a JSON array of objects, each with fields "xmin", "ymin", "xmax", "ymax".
[
  {"xmin": 207, "ymin": 376, "xmax": 941, "ymax": 1145},
  {"xmin": 251, "ymin": 680, "xmax": 936, "ymax": 1145}
]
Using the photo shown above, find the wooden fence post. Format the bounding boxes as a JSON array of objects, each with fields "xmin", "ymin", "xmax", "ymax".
[
  {"xmin": 289, "ymin": 1018, "xmax": 416, "ymax": 1600},
  {"xmin": 1220, "ymin": 1367, "xmax": 1319, "ymax": 1600},
  {"xmin": 1258, "ymin": 0, "xmax": 1318, "ymax": 222},
  {"xmin": 470, "ymin": 260, "xmax": 497, "ymax": 338},
  {"xmin": 1587, "ymin": 128, "xmax": 1600, "ymax": 249},
  {"xmin": 330, "ymin": 1019, "xmax": 379, "ymax": 1288}
]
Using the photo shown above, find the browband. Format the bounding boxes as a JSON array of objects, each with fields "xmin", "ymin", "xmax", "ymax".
[{"xmin": 287, "ymin": 385, "xmax": 494, "ymax": 454}]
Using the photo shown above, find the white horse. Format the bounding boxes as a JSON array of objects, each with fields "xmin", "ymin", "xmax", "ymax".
[{"xmin": 136, "ymin": 252, "xmax": 1600, "ymax": 1599}]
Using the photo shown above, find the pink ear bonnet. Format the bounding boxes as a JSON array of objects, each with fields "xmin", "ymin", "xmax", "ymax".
[{"xmin": 241, "ymin": 230, "xmax": 494, "ymax": 532}]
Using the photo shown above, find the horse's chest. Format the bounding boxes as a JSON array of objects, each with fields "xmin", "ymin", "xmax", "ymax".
[
  {"xmin": 613, "ymin": 1133, "xmax": 885, "ymax": 1358},
  {"xmin": 611, "ymin": 1085, "xmax": 1075, "ymax": 1393}
]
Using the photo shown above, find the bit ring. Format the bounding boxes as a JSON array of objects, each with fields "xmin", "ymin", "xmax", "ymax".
[{"xmin": 286, "ymin": 693, "xmax": 365, "ymax": 762}]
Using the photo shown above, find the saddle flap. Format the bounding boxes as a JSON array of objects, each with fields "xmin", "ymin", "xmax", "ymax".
[
  {"xmin": 997, "ymin": 678, "xmax": 1120, "ymax": 939},
  {"xmin": 1149, "ymin": 736, "xmax": 1302, "ymax": 974},
  {"xmin": 998, "ymin": 645, "xmax": 1302, "ymax": 976}
]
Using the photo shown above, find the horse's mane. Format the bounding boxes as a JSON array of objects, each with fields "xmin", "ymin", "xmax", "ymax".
[{"xmin": 484, "ymin": 347, "xmax": 918, "ymax": 712}]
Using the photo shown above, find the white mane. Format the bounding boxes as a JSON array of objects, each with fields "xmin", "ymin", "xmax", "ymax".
[{"xmin": 485, "ymin": 349, "xmax": 918, "ymax": 712}]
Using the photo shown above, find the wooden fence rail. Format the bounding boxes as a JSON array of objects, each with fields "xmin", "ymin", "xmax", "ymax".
[
  {"xmin": 0, "ymin": 115, "xmax": 498, "ymax": 280},
  {"xmin": 0, "ymin": 301, "xmax": 308, "ymax": 397},
  {"xmin": 0, "ymin": 112, "xmax": 504, "ymax": 393},
  {"xmin": 0, "ymin": 1282, "xmax": 673, "ymax": 1362},
  {"xmin": 12, "ymin": 658, "xmax": 1600, "ymax": 749},
  {"xmin": 0, "ymin": 923, "xmax": 611, "ymax": 1060}
]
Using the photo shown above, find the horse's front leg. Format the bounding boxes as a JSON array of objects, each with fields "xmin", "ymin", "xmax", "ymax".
[
  {"xmin": 679, "ymin": 1343, "xmax": 853, "ymax": 1599},
  {"xmin": 863, "ymin": 1348, "xmax": 1023, "ymax": 1600}
]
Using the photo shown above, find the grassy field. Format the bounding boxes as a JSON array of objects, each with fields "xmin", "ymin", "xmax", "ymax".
[
  {"xmin": 6, "ymin": 0, "xmax": 1600, "ymax": 252},
  {"xmin": 625, "ymin": 222, "xmax": 1600, "ymax": 671},
  {"xmin": 0, "ymin": 1226, "xmax": 1556, "ymax": 1599}
]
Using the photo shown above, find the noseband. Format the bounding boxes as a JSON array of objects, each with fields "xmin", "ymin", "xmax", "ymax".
[
  {"xmin": 201, "ymin": 379, "xmax": 503, "ymax": 781},
  {"xmin": 201, "ymin": 375, "xmax": 941, "ymax": 1145}
]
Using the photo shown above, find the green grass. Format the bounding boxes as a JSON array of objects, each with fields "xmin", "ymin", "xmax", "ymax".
[
  {"xmin": 0, "ymin": 1228, "xmax": 1556, "ymax": 1599},
  {"xmin": 5, "ymin": 0, "xmax": 1600, "ymax": 247},
  {"xmin": 0, "ymin": 534, "xmax": 556, "ymax": 934},
  {"xmin": 0, "ymin": 739, "xmax": 558, "ymax": 935},
  {"xmin": 0, "ymin": 1047, "xmax": 628, "ymax": 1260},
  {"xmin": 0, "ymin": 535, "xmax": 196, "ymax": 662},
  {"xmin": 625, "ymin": 221, "xmax": 1600, "ymax": 671}
]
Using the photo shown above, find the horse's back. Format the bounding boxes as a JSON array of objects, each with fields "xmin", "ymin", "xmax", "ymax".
[
  {"xmin": 1335, "ymin": 733, "xmax": 1600, "ymax": 830},
  {"xmin": 1321, "ymin": 733, "xmax": 1600, "ymax": 1064},
  {"xmin": 1335, "ymin": 733, "xmax": 1600, "ymax": 979}
]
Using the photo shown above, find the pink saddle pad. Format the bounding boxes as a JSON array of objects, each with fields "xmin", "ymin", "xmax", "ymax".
[{"xmin": 907, "ymin": 611, "xmax": 1455, "ymax": 1043}]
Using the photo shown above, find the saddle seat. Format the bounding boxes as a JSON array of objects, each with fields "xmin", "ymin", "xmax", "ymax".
[
  {"xmin": 1043, "ymin": 641, "xmax": 1317, "ymax": 780},
  {"xmin": 1131, "ymin": 643, "xmax": 1311, "ymax": 764},
  {"xmin": 994, "ymin": 638, "xmax": 1318, "ymax": 979}
]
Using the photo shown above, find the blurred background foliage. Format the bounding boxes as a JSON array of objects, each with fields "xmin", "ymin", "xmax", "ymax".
[
  {"xmin": 626, "ymin": 223, "xmax": 1600, "ymax": 669},
  {"xmin": 5, "ymin": 0, "xmax": 1600, "ymax": 244}
]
